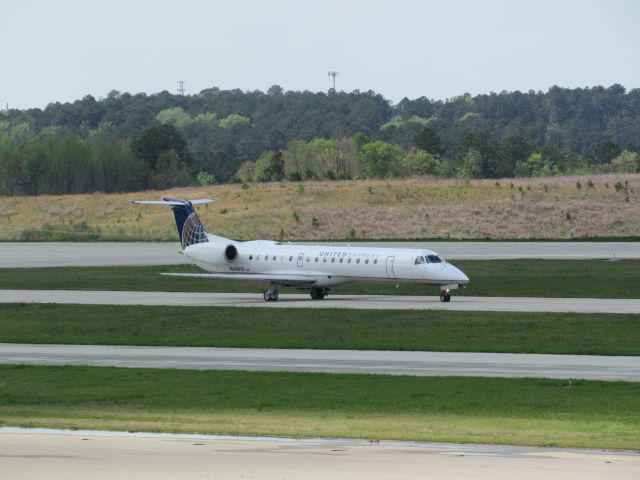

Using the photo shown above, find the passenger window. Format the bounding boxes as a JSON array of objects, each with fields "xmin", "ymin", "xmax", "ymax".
[
  {"xmin": 374, "ymin": 259, "xmax": 378, "ymax": 264},
  {"xmin": 289, "ymin": 256, "xmax": 293, "ymax": 261},
  {"xmin": 339, "ymin": 258, "xmax": 343, "ymax": 263},
  {"xmin": 315, "ymin": 257, "xmax": 318, "ymax": 262},
  {"xmin": 348, "ymin": 258, "xmax": 352, "ymax": 263},
  {"xmin": 323, "ymin": 258, "xmax": 327, "ymax": 263},
  {"xmin": 273, "ymin": 256, "xmax": 276, "ymax": 261},
  {"xmin": 365, "ymin": 259, "xmax": 369, "ymax": 264},
  {"xmin": 331, "ymin": 258, "xmax": 336, "ymax": 263},
  {"xmin": 249, "ymin": 255, "xmax": 253, "ymax": 260},
  {"xmin": 306, "ymin": 257, "xmax": 310, "ymax": 262},
  {"xmin": 356, "ymin": 258, "xmax": 360, "ymax": 264},
  {"xmin": 257, "ymin": 255, "xmax": 261, "ymax": 260}
]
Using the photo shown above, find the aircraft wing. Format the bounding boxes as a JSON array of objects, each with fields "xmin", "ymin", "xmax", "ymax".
[{"xmin": 161, "ymin": 272, "xmax": 318, "ymax": 286}]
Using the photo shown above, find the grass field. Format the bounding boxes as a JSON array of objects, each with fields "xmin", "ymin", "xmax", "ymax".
[
  {"xmin": 2, "ymin": 259, "xmax": 639, "ymax": 298},
  {"xmin": 1, "ymin": 304, "xmax": 639, "ymax": 355},
  {"xmin": 1, "ymin": 173, "xmax": 639, "ymax": 241},
  {"xmin": 0, "ymin": 365, "xmax": 637, "ymax": 449}
]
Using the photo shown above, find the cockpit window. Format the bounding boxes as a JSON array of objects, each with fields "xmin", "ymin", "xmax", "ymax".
[
  {"xmin": 426, "ymin": 255, "xmax": 442, "ymax": 263},
  {"xmin": 414, "ymin": 256, "xmax": 425, "ymax": 265}
]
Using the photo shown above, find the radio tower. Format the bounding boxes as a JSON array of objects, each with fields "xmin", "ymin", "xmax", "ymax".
[
  {"xmin": 328, "ymin": 71, "xmax": 338, "ymax": 91},
  {"xmin": 177, "ymin": 80, "xmax": 186, "ymax": 95}
]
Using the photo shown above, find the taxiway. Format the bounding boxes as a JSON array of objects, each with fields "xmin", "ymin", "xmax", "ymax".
[
  {"xmin": 1, "ymin": 343, "xmax": 638, "ymax": 381},
  {"xmin": 1, "ymin": 241, "xmax": 638, "ymax": 267},
  {"xmin": 2, "ymin": 289, "xmax": 639, "ymax": 314}
]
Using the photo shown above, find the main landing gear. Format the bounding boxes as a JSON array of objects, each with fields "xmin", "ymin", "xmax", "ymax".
[
  {"xmin": 439, "ymin": 293, "xmax": 451, "ymax": 302},
  {"xmin": 263, "ymin": 285, "xmax": 279, "ymax": 302},
  {"xmin": 310, "ymin": 287, "xmax": 328, "ymax": 300}
]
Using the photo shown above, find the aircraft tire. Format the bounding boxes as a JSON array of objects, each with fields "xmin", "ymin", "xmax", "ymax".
[{"xmin": 310, "ymin": 288, "xmax": 325, "ymax": 300}]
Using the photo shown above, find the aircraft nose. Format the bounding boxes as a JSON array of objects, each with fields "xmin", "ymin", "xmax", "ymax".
[{"xmin": 450, "ymin": 264, "xmax": 469, "ymax": 284}]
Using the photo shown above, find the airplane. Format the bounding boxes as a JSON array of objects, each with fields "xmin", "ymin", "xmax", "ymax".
[{"xmin": 133, "ymin": 197, "xmax": 469, "ymax": 302}]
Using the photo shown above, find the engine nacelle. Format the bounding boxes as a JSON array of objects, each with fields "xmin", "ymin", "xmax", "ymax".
[
  {"xmin": 224, "ymin": 244, "xmax": 238, "ymax": 261},
  {"xmin": 184, "ymin": 242, "xmax": 239, "ymax": 264}
]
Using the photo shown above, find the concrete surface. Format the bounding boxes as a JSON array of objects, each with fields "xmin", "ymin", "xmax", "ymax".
[
  {"xmin": 1, "ymin": 429, "xmax": 638, "ymax": 480},
  {"xmin": 1, "ymin": 343, "xmax": 638, "ymax": 381}
]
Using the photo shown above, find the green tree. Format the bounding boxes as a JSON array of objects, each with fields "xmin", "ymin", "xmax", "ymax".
[
  {"xmin": 93, "ymin": 137, "xmax": 146, "ymax": 192},
  {"xmin": 412, "ymin": 127, "xmax": 443, "ymax": 155},
  {"xmin": 262, "ymin": 151, "xmax": 285, "ymax": 181},
  {"xmin": 457, "ymin": 147, "xmax": 482, "ymax": 180},
  {"xmin": 132, "ymin": 124, "xmax": 191, "ymax": 187},
  {"xmin": 359, "ymin": 141, "xmax": 402, "ymax": 177},
  {"xmin": 352, "ymin": 132, "xmax": 370, "ymax": 153},
  {"xmin": 400, "ymin": 151, "xmax": 446, "ymax": 176},
  {"xmin": 151, "ymin": 149, "xmax": 191, "ymax": 189},
  {"xmin": 454, "ymin": 131, "xmax": 506, "ymax": 178},
  {"xmin": 501, "ymin": 135, "xmax": 535, "ymax": 176},
  {"xmin": 611, "ymin": 150, "xmax": 639, "ymax": 173},
  {"xmin": 590, "ymin": 141, "xmax": 621, "ymax": 165},
  {"xmin": 515, "ymin": 152, "xmax": 556, "ymax": 177},
  {"xmin": 219, "ymin": 113, "xmax": 250, "ymax": 129},
  {"xmin": 155, "ymin": 107, "xmax": 194, "ymax": 130}
]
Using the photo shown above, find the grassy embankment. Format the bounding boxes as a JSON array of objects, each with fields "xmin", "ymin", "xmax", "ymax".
[
  {"xmin": 0, "ymin": 365, "xmax": 638, "ymax": 450},
  {"xmin": 2, "ymin": 259, "xmax": 639, "ymax": 298},
  {"xmin": 1, "ymin": 174, "xmax": 639, "ymax": 241},
  {"xmin": 1, "ymin": 304, "xmax": 639, "ymax": 355}
]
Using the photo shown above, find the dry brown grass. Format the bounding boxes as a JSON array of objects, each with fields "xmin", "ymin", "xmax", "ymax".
[
  {"xmin": 1, "ymin": 174, "xmax": 639, "ymax": 240},
  {"xmin": 1, "ymin": 408, "xmax": 636, "ymax": 449}
]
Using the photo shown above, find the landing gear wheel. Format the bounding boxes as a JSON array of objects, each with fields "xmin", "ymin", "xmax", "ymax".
[
  {"xmin": 440, "ymin": 293, "xmax": 451, "ymax": 302},
  {"xmin": 263, "ymin": 290, "xmax": 279, "ymax": 302},
  {"xmin": 310, "ymin": 288, "xmax": 326, "ymax": 300}
]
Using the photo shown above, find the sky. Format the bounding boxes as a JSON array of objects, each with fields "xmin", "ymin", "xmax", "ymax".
[{"xmin": 1, "ymin": 0, "xmax": 639, "ymax": 109}]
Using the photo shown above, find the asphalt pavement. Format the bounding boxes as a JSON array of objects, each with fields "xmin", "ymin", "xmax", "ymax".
[
  {"xmin": 1, "ymin": 241, "xmax": 638, "ymax": 267},
  {"xmin": 1, "ymin": 343, "xmax": 638, "ymax": 381},
  {"xmin": 2, "ymin": 289, "xmax": 639, "ymax": 314}
]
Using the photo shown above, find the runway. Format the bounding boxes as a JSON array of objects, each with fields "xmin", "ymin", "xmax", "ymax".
[
  {"xmin": 2, "ymin": 343, "xmax": 638, "ymax": 380},
  {"xmin": 1, "ymin": 429, "xmax": 638, "ymax": 480},
  {"xmin": 1, "ymin": 241, "xmax": 638, "ymax": 267},
  {"xmin": 2, "ymin": 289, "xmax": 639, "ymax": 314}
]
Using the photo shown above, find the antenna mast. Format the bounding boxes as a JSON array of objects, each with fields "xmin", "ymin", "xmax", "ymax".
[
  {"xmin": 177, "ymin": 80, "xmax": 186, "ymax": 95},
  {"xmin": 327, "ymin": 71, "xmax": 338, "ymax": 91}
]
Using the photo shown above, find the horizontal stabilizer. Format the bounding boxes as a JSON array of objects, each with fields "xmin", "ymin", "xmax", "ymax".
[
  {"xmin": 132, "ymin": 198, "xmax": 216, "ymax": 206},
  {"xmin": 132, "ymin": 197, "xmax": 219, "ymax": 248},
  {"xmin": 161, "ymin": 272, "xmax": 317, "ymax": 286}
]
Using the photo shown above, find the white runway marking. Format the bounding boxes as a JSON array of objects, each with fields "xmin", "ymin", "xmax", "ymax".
[{"xmin": 1, "ymin": 289, "xmax": 639, "ymax": 314}]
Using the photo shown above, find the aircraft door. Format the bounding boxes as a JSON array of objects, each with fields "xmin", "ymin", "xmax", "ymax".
[
  {"xmin": 297, "ymin": 253, "xmax": 304, "ymax": 268},
  {"xmin": 385, "ymin": 256, "xmax": 396, "ymax": 279}
]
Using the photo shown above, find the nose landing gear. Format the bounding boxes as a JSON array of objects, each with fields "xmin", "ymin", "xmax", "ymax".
[{"xmin": 439, "ymin": 284, "xmax": 458, "ymax": 302}]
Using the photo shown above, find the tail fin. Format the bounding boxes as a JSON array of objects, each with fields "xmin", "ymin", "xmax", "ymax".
[{"xmin": 132, "ymin": 197, "xmax": 216, "ymax": 249}]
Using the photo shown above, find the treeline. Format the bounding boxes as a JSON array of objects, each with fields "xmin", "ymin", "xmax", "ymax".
[{"xmin": 1, "ymin": 84, "xmax": 639, "ymax": 195}]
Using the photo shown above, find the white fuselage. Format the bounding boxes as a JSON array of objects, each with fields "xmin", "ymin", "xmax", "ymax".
[{"xmin": 183, "ymin": 240, "xmax": 469, "ymax": 289}]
